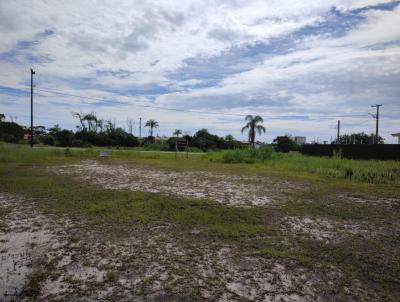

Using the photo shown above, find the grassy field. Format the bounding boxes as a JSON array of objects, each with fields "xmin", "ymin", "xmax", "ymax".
[
  {"xmin": 0, "ymin": 142, "xmax": 399, "ymax": 301},
  {"xmin": 3, "ymin": 143, "xmax": 399, "ymax": 184},
  {"xmin": 208, "ymin": 148, "xmax": 400, "ymax": 185}
]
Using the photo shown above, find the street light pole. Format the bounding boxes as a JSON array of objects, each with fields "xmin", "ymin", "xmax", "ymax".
[{"xmin": 30, "ymin": 68, "xmax": 35, "ymax": 148}]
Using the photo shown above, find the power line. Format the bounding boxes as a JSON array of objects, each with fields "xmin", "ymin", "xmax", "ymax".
[
  {"xmin": 34, "ymin": 87, "xmax": 374, "ymax": 119},
  {"xmin": 0, "ymin": 84, "xmax": 371, "ymax": 120}
]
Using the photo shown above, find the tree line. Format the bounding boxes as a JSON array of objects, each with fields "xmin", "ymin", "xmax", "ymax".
[
  {"xmin": 0, "ymin": 112, "xmax": 384, "ymax": 150},
  {"xmin": 0, "ymin": 111, "xmax": 244, "ymax": 150}
]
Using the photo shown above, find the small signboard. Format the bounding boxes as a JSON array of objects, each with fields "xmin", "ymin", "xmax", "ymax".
[
  {"xmin": 100, "ymin": 151, "xmax": 109, "ymax": 157},
  {"xmin": 175, "ymin": 139, "xmax": 190, "ymax": 159}
]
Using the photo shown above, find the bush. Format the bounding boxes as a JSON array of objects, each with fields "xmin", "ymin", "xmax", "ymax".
[
  {"xmin": 0, "ymin": 122, "xmax": 24, "ymax": 143},
  {"xmin": 54, "ymin": 130, "xmax": 74, "ymax": 147},
  {"xmin": 273, "ymin": 136, "xmax": 298, "ymax": 153},
  {"xmin": 211, "ymin": 146, "xmax": 274, "ymax": 164},
  {"xmin": 74, "ymin": 130, "xmax": 139, "ymax": 147},
  {"xmin": 39, "ymin": 135, "xmax": 55, "ymax": 146},
  {"xmin": 167, "ymin": 137, "xmax": 178, "ymax": 151},
  {"xmin": 0, "ymin": 133, "xmax": 19, "ymax": 143}
]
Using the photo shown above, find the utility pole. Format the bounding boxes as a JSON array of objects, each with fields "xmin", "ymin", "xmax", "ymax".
[
  {"xmin": 139, "ymin": 117, "xmax": 142, "ymax": 138},
  {"xmin": 30, "ymin": 68, "xmax": 35, "ymax": 148},
  {"xmin": 371, "ymin": 104, "xmax": 382, "ymax": 144},
  {"xmin": 337, "ymin": 120, "xmax": 340, "ymax": 144}
]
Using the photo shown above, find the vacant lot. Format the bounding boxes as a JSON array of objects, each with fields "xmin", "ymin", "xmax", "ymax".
[{"xmin": 1, "ymin": 143, "xmax": 399, "ymax": 301}]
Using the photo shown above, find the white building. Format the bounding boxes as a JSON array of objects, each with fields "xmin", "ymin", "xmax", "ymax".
[
  {"xmin": 392, "ymin": 133, "xmax": 400, "ymax": 144},
  {"xmin": 294, "ymin": 136, "xmax": 306, "ymax": 145}
]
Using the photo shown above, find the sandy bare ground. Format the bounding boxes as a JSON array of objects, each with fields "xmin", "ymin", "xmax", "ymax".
[
  {"xmin": 54, "ymin": 160, "xmax": 299, "ymax": 206},
  {"xmin": 0, "ymin": 192, "xmax": 349, "ymax": 302},
  {"xmin": 2, "ymin": 161, "xmax": 397, "ymax": 300},
  {"xmin": 281, "ymin": 216, "xmax": 383, "ymax": 243}
]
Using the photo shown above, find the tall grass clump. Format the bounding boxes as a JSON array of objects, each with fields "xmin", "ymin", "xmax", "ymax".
[
  {"xmin": 273, "ymin": 153, "xmax": 400, "ymax": 185},
  {"xmin": 210, "ymin": 146, "xmax": 273, "ymax": 164}
]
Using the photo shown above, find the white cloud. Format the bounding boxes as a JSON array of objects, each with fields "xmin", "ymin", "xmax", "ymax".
[{"xmin": 0, "ymin": 0, "xmax": 399, "ymax": 142}]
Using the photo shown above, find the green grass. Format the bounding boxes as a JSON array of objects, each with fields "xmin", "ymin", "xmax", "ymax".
[
  {"xmin": 1, "ymin": 142, "xmax": 399, "ymax": 198},
  {"xmin": 209, "ymin": 146, "xmax": 273, "ymax": 163},
  {"xmin": 0, "ymin": 142, "xmax": 208, "ymax": 162},
  {"xmin": 0, "ymin": 142, "xmax": 399, "ymax": 298},
  {"xmin": 3, "ymin": 142, "xmax": 399, "ymax": 185},
  {"xmin": 0, "ymin": 163, "xmax": 277, "ymax": 240},
  {"xmin": 0, "ymin": 143, "xmax": 98, "ymax": 163},
  {"xmin": 209, "ymin": 149, "xmax": 400, "ymax": 185}
]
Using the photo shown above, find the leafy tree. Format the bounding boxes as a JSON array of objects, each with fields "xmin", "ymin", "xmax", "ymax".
[
  {"xmin": 145, "ymin": 119, "xmax": 159, "ymax": 138},
  {"xmin": 0, "ymin": 121, "xmax": 24, "ymax": 143},
  {"xmin": 48, "ymin": 124, "xmax": 62, "ymax": 136},
  {"xmin": 39, "ymin": 135, "xmax": 55, "ymax": 146},
  {"xmin": 191, "ymin": 129, "xmax": 219, "ymax": 151},
  {"xmin": 0, "ymin": 113, "xmax": 5, "ymax": 122},
  {"xmin": 337, "ymin": 132, "xmax": 384, "ymax": 145},
  {"xmin": 33, "ymin": 125, "xmax": 46, "ymax": 136},
  {"xmin": 273, "ymin": 136, "xmax": 298, "ymax": 153},
  {"xmin": 53, "ymin": 129, "xmax": 74, "ymax": 147},
  {"xmin": 225, "ymin": 134, "xmax": 234, "ymax": 141},
  {"xmin": 241, "ymin": 115, "xmax": 266, "ymax": 148}
]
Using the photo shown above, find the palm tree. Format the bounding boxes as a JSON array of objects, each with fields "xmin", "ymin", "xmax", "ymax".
[
  {"xmin": 241, "ymin": 115, "xmax": 265, "ymax": 148},
  {"xmin": 72, "ymin": 111, "xmax": 86, "ymax": 131},
  {"xmin": 83, "ymin": 112, "xmax": 98, "ymax": 132},
  {"xmin": 145, "ymin": 119, "xmax": 159, "ymax": 138},
  {"xmin": 173, "ymin": 129, "xmax": 182, "ymax": 137}
]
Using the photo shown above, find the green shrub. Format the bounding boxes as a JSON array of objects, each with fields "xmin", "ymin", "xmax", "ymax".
[
  {"xmin": 54, "ymin": 130, "xmax": 74, "ymax": 147},
  {"xmin": 39, "ymin": 135, "xmax": 55, "ymax": 146},
  {"xmin": 0, "ymin": 121, "xmax": 24, "ymax": 143},
  {"xmin": 211, "ymin": 146, "xmax": 274, "ymax": 164},
  {"xmin": 0, "ymin": 133, "xmax": 20, "ymax": 143},
  {"xmin": 273, "ymin": 136, "xmax": 299, "ymax": 153}
]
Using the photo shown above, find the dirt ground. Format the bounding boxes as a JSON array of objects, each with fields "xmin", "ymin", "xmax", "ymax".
[
  {"xmin": 54, "ymin": 160, "xmax": 299, "ymax": 207},
  {"xmin": 0, "ymin": 193, "xmax": 339, "ymax": 302},
  {"xmin": 1, "ymin": 160, "xmax": 399, "ymax": 301}
]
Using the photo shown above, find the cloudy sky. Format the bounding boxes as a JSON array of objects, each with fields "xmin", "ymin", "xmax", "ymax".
[{"xmin": 0, "ymin": 0, "xmax": 399, "ymax": 143}]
